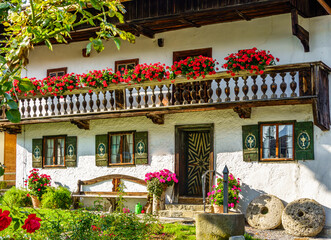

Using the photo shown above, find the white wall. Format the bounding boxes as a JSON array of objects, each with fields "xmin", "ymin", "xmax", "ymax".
[{"xmin": 16, "ymin": 104, "xmax": 331, "ymax": 226}]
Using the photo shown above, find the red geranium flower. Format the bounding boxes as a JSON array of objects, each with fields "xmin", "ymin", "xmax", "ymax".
[
  {"xmin": 0, "ymin": 209, "xmax": 12, "ymax": 231},
  {"xmin": 22, "ymin": 214, "xmax": 42, "ymax": 233}
]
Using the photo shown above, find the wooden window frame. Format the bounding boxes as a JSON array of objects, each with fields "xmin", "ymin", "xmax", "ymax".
[
  {"xmin": 173, "ymin": 48, "xmax": 212, "ymax": 63},
  {"xmin": 115, "ymin": 58, "xmax": 139, "ymax": 72},
  {"xmin": 43, "ymin": 135, "xmax": 66, "ymax": 168},
  {"xmin": 47, "ymin": 67, "xmax": 68, "ymax": 77},
  {"xmin": 260, "ymin": 122, "xmax": 295, "ymax": 161},
  {"xmin": 108, "ymin": 131, "xmax": 135, "ymax": 166}
]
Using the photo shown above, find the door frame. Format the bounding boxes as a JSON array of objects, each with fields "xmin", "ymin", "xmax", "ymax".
[{"xmin": 174, "ymin": 124, "xmax": 214, "ymax": 201}]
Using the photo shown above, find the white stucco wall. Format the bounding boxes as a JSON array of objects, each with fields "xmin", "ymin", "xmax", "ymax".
[{"xmin": 16, "ymin": 104, "xmax": 331, "ymax": 226}]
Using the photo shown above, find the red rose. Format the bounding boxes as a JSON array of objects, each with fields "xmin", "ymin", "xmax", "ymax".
[
  {"xmin": 0, "ymin": 209, "xmax": 12, "ymax": 231},
  {"xmin": 22, "ymin": 214, "xmax": 42, "ymax": 233}
]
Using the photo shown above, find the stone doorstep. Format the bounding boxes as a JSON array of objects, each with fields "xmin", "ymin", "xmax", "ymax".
[
  {"xmin": 165, "ymin": 204, "xmax": 212, "ymax": 212},
  {"xmin": 157, "ymin": 216, "xmax": 195, "ymax": 224}
]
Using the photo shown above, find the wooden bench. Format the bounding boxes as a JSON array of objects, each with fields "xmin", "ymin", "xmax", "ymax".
[{"xmin": 72, "ymin": 174, "xmax": 149, "ymax": 210}]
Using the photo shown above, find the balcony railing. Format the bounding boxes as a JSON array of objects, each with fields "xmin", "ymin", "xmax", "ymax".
[{"xmin": 0, "ymin": 62, "xmax": 330, "ymax": 131}]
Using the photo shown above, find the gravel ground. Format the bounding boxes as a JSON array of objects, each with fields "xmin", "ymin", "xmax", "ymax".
[{"xmin": 245, "ymin": 225, "xmax": 331, "ymax": 240}]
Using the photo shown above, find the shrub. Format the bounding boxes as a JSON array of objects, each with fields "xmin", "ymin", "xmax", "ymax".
[
  {"xmin": 2, "ymin": 187, "xmax": 32, "ymax": 208},
  {"xmin": 41, "ymin": 186, "xmax": 72, "ymax": 209}
]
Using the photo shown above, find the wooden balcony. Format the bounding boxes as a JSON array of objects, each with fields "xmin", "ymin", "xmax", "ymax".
[{"xmin": 0, "ymin": 61, "xmax": 330, "ymax": 132}]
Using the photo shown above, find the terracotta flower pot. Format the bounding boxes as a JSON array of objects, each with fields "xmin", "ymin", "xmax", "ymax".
[
  {"xmin": 213, "ymin": 205, "xmax": 224, "ymax": 213},
  {"xmin": 31, "ymin": 195, "xmax": 41, "ymax": 208}
]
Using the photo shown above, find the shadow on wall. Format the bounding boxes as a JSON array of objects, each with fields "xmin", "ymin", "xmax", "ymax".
[{"xmin": 238, "ymin": 183, "xmax": 266, "ymax": 213}]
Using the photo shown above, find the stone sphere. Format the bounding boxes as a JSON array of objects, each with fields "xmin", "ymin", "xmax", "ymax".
[
  {"xmin": 246, "ymin": 194, "xmax": 284, "ymax": 230},
  {"xmin": 282, "ymin": 198, "xmax": 325, "ymax": 237}
]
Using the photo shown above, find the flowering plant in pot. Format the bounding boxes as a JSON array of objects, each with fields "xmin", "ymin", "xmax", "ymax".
[
  {"xmin": 25, "ymin": 169, "xmax": 51, "ymax": 207},
  {"xmin": 207, "ymin": 173, "xmax": 241, "ymax": 213},
  {"xmin": 170, "ymin": 56, "xmax": 217, "ymax": 80},
  {"xmin": 122, "ymin": 63, "xmax": 170, "ymax": 84},
  {"xmin": 222, "ymin": 48, "xmax": 279, "ymax": 76},
  {"xmin": 145, "ymin": 169, "xmax": 178, "ymax": 198}
]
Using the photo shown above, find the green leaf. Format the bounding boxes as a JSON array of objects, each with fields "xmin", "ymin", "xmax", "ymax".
[
  {"xmin": 0, "ymin": 167, "xmax": 4, "ymax": 177},
  {"xmin": 45, "ymin": 39, "xmax": 53, "ymax": 51},
  {"xmin": 90, "ymin": 0, "xmax": 101, "ymax": 10},
  {"xmin": 6, "ymin": 109, "xmax": 21, "ymax": 123},
  {"xmin": 1, "ymin": 82, "xmax": 12, "ymax": 92},
  {"xmin": 13, "ymin": 221, "xmax": 20, "ymax": 231},
  {"xmin": 113, "ymin": 38, "xmax": 121, "ymax": 50},
  {"xmin": 0, "ymin": 55, "xmax": 6, "ymax": 64},
  {"xmin": 7, "ymin": 100, "xmax": 18, "ymax": 110},
  {"xmin": 4, "ymin": 92, "xmax": 12, "ymax": 100},
  {"xmin": 18, "ymin": 78, "xmax": 34, "ymax": 92},
  {"xmin": 86, "ymin": 42, "xmax": 92, "ymax": 54}
]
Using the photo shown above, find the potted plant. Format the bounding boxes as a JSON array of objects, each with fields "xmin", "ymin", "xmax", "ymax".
[
  {"xmin": 222, "ymin": 47, "xmax": 279, "ymax": 76},
  {"xmin": 145, "ymin": 169, "xmax": 178, "ymax": 213},
  {"xmin": 25, "ymin": 169, "xmax": 51, "ymax": 208},
  {"xmin": 207, "ymin": 173, "xmax": 241, "ymax": 213}
]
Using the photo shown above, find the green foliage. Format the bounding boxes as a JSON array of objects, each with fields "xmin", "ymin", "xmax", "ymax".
[
  {"xmin": 244, "ymin": 233, "xmax": 263, "ymax": 240},
  {"xmin": 0, "ymin": 0, "xmax": 135, "ymax": 123},
  {"xmin": 160, "ymin": 223, "xmax": 196, "ymax": 240},
  {"xmin": 0, "ymin": 181, "xmax": 7, "ymax": 189},
  {"xmin": 41, "ymin": 186, "xmax": 72, "ymax": 209},
  {"xmin": 147, "ymin": 177, "xmax": 164, "ymax": 198},
  {"xmin": 2, "ymin": 187, "xmax": 32, "ymax": 208},
  {"xmin": 114, "ymin": 182, "xmax": 127, "ymax": 213}
]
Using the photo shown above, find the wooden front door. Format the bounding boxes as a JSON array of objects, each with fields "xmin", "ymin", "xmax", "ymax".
[
  {"xmin": 4, "ymin": 133, "xmax": 16, "ymax": 186},
  {"xmin": 175, "ymin": 125, "xmax": 213, "ymax": 198}
]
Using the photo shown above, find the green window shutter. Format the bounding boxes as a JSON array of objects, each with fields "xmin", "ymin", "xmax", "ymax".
[
  {"xmin": 242, "ymin": 125, "xmax": 259, "ymax": 162},
  {"xmin": 134, "ymin": 132, "xmax": 148, "ymax": 165},
  {"xmin": 32, "ymin": 139, "xmax": 43, "ymax": 168},
  {"xmin": 295, "ymin": 122, "xmax": 314, "ymax": 160},
  {"xmin": 95, "ymin": 135, "xmax": 108, "ymax": 166},
  {"xmin": 65, "ymin": 136, "xmax": 77, "ymax": 167}
]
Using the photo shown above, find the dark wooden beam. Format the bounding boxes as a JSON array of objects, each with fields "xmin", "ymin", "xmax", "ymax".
[
  {"xmin": 146, "ymin": 113, "xmax": 164, "ymax": 124},
  {"xmin": 128, "ymin": 24, "xmax": 155, "ymax": 39},
  {"xmin": 291, "ymin": 9, "xmax": 310, "ymax": 52},
  {"xmin": 316, "ymin": 0, "xmax": 331, "ymax": 14},
  {"xmin": 233, "ymin": 107, "xmax": 252, "ymax": 118},
  {"xmin": 179, "ymin": 18, "xmax": 201, "ymax": 27},
  {"xmin": 70, "ymin": 119, "xmax": 90, "ymax": 130},
  {"xmin": 0, "ymin": 125, "xmax": 22, "ymax": 134},
  {"xmin": 235, "ymin": 10, "xmax": 251, "ymax": 21}
]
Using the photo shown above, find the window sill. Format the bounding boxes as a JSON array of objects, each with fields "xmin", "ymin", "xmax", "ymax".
[
  {"xmin": 109, "ymin": 163, "xmax": 135, "ymax": 167},
  {"xmin": 43, "ymin": 166, "xmax": 67, "ymax": 169}
]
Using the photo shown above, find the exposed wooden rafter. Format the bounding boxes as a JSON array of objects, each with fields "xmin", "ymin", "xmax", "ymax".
[
  {"xmin": 233, "ymin": 107, "xmax": 252, "ymax": 119},
  {"xmin": 0, "ymin": 125, "xmax": 22, "ymax": 134},
  {"xmin": 235, "ymin": 10, "xmax": 251, "ymax": 21},
  {"xmin": 179, "ymin": 18, "xmax": 201, "ymax": 28},
  {"xmin": 70, "ymin": 119, "xmax": 90, "ymax": 130},
  {"xmin": 146, "ymin": 114, "xmax": 164, "ymax": 125},
  {"xmin": 128, "ymin": 23, "xmax": 155, "ymax": 39},
  {"xmin": 316, "ymin": 0, "xmax": 331, "ymax": 14},
  {"xmin": 291, "ymin": 9, "xmax": 310, "ymax": 52}
]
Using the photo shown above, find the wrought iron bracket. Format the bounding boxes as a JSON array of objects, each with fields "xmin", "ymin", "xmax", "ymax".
[
  {"xmin": 233, "ymin": 106, "xmax": 251, "ymax": 119},
  {"xmin": 146, "ymin": 113, "xmax": 164, "ymax": 124},
  {"xmin": 70, "ymin": 119, "xmax": 90, "ymax": 130}
]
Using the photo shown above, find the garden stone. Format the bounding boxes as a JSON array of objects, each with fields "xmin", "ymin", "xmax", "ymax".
[
  {"xmin": 282, "ymin": 198, "xmax": 325, "ymax": 237},
  {"xmin": 196, "ymin": 213, "xmax": 245, "ymax": 240},
  {"xmin": 229, "ymin": 236, "xmax": 245, "ymax": 240},
  {"xmin": 246, "ymin": 194, "xmax": 284, "ymax": 230}
]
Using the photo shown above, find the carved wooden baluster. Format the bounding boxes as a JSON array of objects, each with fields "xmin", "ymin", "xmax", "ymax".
[
  {"xmin": 50, "ymin": 96, "xmax": 55, "ymax": 116},
  {"xmin": 199, "ymin": 81, "xmax": 205, "ymax": 104},
  {"xmin": 251, "ymin": 75, "xmax": 258, "ymax": 100},
  {"xmin": 290, "ymin": 71, "xmax": 297, "ymax": 97},
  {"xmin": 215, "ymin": 79, "xmax": 222, "ymax": 103},
  {"xmin": 166, "ymin": 85, "xmax": 172, "ymax": 106},
  {"xmin": 136, "ymin": 87, "xmax": 142, "ymax": 108},
  {"xmin": 224, "ymin": 78, "xmax": 231, "ymax": 102},
  {"xmin": 128, "ymin": 88, "xmax": 134, "ymax": 109},
  {"xmin": 143, "ymin": 86, "xmax": 149, "ymax": 108},
  {"xmin": 182, "ymin": 84, "xmax": 188, "ymax": 105},
  {"xmin": 96, "ymin": 92, "xmax": 101, "ymax": 112},
  {"xmin": 261, "ymin": 74, "xmax": 268, "ymax": 99},
  {"xmin": 63, "ymin": 96, "xmax": 68, "ymax": 115},
  {"xmin": 44, "ymin": 97, "xmax": 49, "ymax": 116},
  {"xmin": 110, "ymin": 90, "xmax": 115, "ymax": 110},
  {"xmin": 270, "ymin": 73, "xmax": 277, "ymax": 99},
  {"xmin": 75, "ymin": 94, "xmax": 81, "ymax": 114},
  {"xmin": 82, "ymin": 93, "xmax": 87, "ymax": 113},
  {"xmin": 38, "ymin": 98, "xmax": 43, "ymax": 117},
  {"xmin": 20, "ymin": 99, "xmax": 26, "ymax": 118},
  {"xmin": 159, "ymin": 85, "xmax": 164, "ymax": 107},
  {"xmin": 88, "ymin": 92, "xmax": 94, "ymax": 112},
  {"xmin": 69, "ymin": 95, "xmax": 74, "ymax": 114},
  {"xmin": 242, "ymin": 76, "xmax": 249, "ymax": 100},
  {"xmin": 234, "ymin": 77, "xmax": 239, "ymax": 101},
  {"xmin": 151, "ymin": 86, "xmax": 156, "ymax": 107},
  {"xmin": 174, "ymin": 84, "xmax": 180, "ymax": 105},
  {"xmin": 32, "ymin": 98, "xmax": 37, "ymax": 117},
  {"xmin": 207, "ymin": 81, "xmax": 213, "ymax": 103},
  {"xmin": 56, "ymin": 96, "xmax": 62, "ymax": 115},
  {"xmin": 191, "ymin": 82, "xmax": 197, "ymax": 104},
  {"xmin": 102, "ymin": 91, "xmax": 108, "ymax": 111},
  {"xmin": 280, "ymin": 72, "xmax": 287, "ymax": 98}
]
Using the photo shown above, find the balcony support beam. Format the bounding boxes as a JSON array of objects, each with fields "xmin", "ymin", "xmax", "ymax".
[
  {"xmin": 146, "ymin": 113, "xmax": 164, "ymax": 125},
  {"xmin": 291, "ymin": 9, "xmax": 310, "ymax": 52},
  {"xmin": 0, "ymin": 125, "xmax": 22, "ymax": 135},
  {"xmin": 233, "ymin": 107, "xmax": 251, "ymax": 119},
  {"xmin": 70, "ymin": 119, "xmax": 90, "ymax": 130}
]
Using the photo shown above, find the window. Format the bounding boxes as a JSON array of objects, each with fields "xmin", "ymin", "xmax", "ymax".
[
  {"xmin": 109, "ymin": 132, "xmax": 134, "ymax": 165},
  {"xmin": 43, "ymin": 136, "xmax": 66, "ymax": 167},
  {"xmin": 47, "ymin": 67, "xmax": 67, "ymax": 78},
  {"xmin": 115, "ymin": 59, "xmax": 139, "ymax": 75},
  {"xmin": 260, "ymin": 123, "xmax": 294, "ymax": 161}
]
